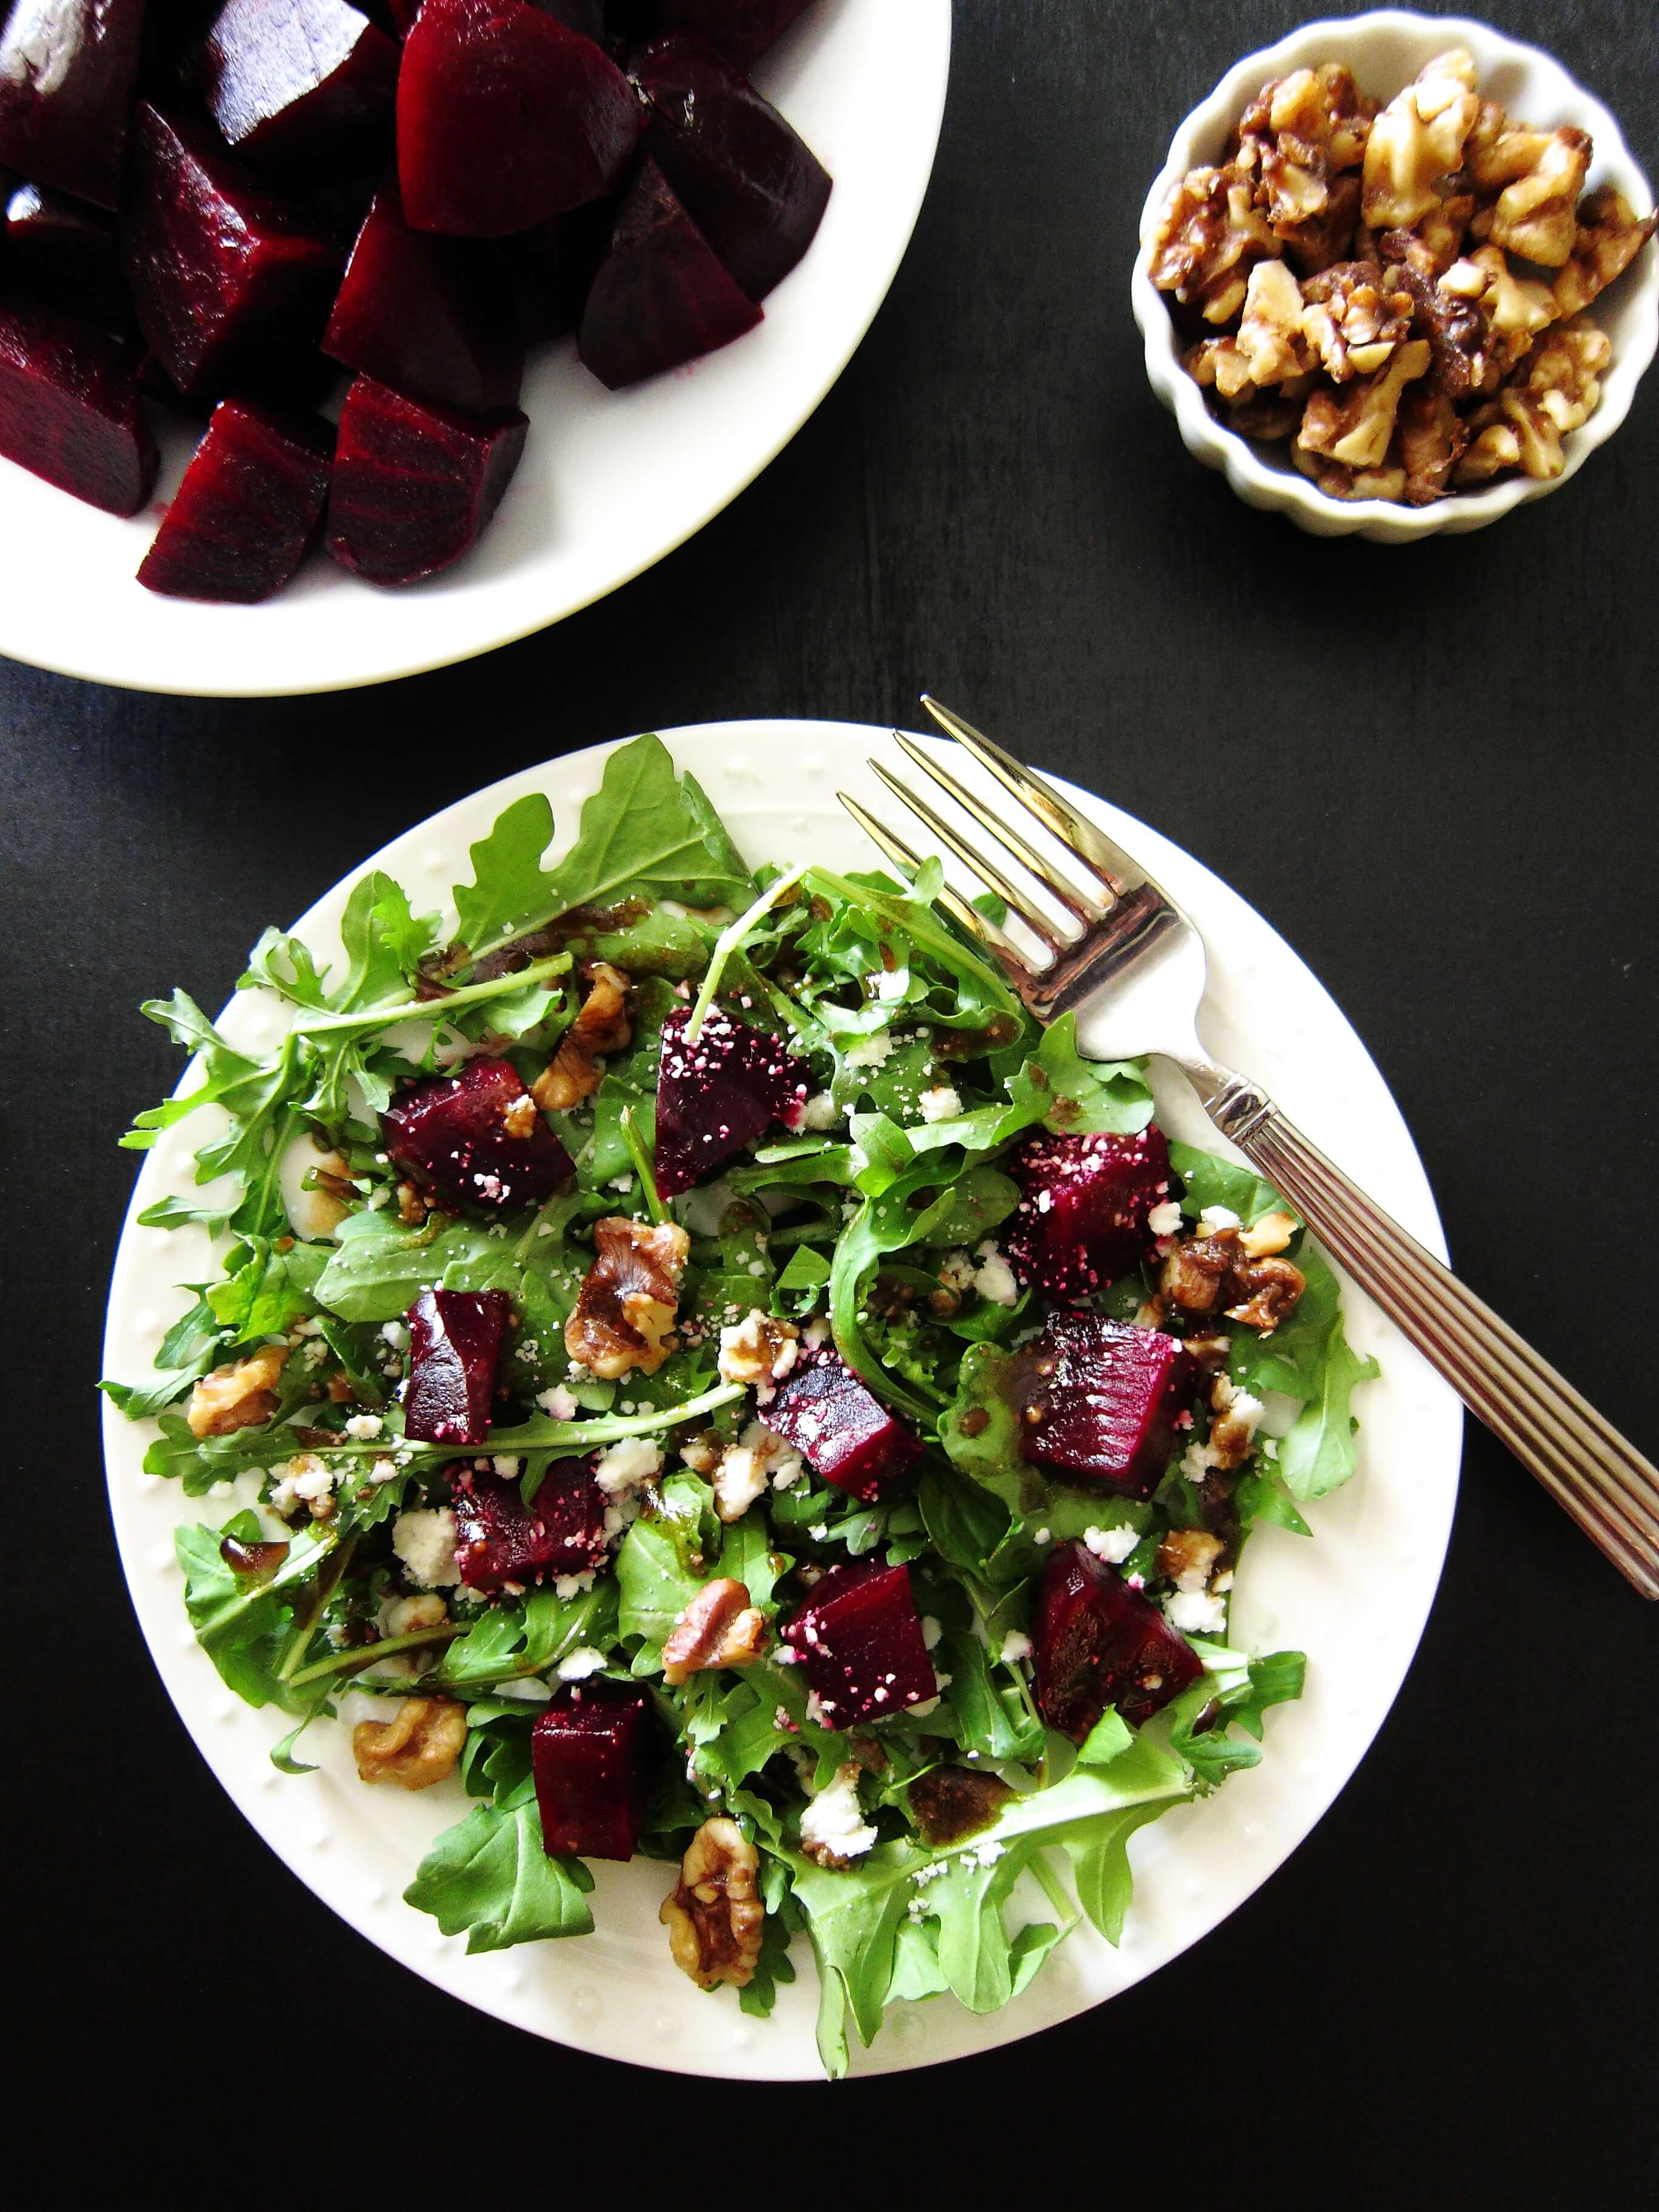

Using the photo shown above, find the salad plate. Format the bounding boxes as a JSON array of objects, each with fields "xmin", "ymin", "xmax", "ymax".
[{"xmin": 101, "ymin": 719, "xmax": 1461, "ymax": 2079}]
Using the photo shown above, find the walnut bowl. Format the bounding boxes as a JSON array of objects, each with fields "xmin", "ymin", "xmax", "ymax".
[{"xmin": 1130, "ymin": 10, "xmax": 1659, "ymax": 541}]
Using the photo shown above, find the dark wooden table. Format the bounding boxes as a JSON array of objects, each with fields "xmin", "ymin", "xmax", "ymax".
[{"xmin": 7, "ymin": 1, "xmax": 1654, "ymax": 2192}]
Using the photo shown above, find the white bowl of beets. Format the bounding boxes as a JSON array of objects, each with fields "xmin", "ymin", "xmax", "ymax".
[{"xmin": 0, "ymin": 0, "xmax": 846, "ymax": 604}]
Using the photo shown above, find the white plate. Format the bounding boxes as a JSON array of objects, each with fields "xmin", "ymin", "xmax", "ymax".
[
  {"xmin": 101, "ymin": 720, "xmax": 1463, "ymax": 2079},
  {"xmin": 0, "ymin": 2, "xmax": 950, "ymax": 697}
]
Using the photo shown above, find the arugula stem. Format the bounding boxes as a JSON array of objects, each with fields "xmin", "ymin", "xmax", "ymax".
[
  {"xmin": 288, "ymin": 1623, "xmax": 464, "ymax": 1688},
  {"xmin": 1030, "ymin": 1849, "xmax": 1078, "ymax": 1925},
  {"xmin": 292, "ymin": 955, "xmax": 571, "ymax": 1038},
  {"xmin": 618, "ymin": 1105, "xmax": 667, "ymax": 1225},
  {"xmin": 275, "ymin": 1535, "xmax": 358, "ymax": 1683},
  {"xmin": 685, "ymin": 865, "xmax": 808, "ymax": 1044}
]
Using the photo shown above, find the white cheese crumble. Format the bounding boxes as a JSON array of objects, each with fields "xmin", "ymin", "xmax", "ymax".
[
  {"xmin": 920, "ymin": 1614, "xmax": 943, "ymax": 1651},
  {"xmin": 556, "ymin": 1646, "xmax": 608, "ymax": 1682},
  {"xmin": 972, "ymin": 1240, "xmax": 1019, "ymax": 1305},
  {"xmin": 843, "ymin": 1029, "xmax": 896, "ymax": 1068},
  {"xmin": 269, "ymin": 1453, "xmax": 335, "ymax": 1517},
  {"xmin": 343, "ymin": 1413, "xmax": 383, "ymax": 1441},
  {"xmin": 535, "ymin": 1384, "xmax": 579, "ymax": 1421},
  {"xmin": 367, "ymin": 1456, "xmax": 400, "ymax": 1485},
  {"xmin": 998, "ymin": 1629, "xmax": 1033, "ymax": 1664},
  {"xmin": 917, "ymin": 1084, "xmax": 962, "ymax": 1123},
  {"xmin": 392, "ymin": 1506, "xmax": 461, "ymax": 1588},
  {"xmin": 1198, "ymin": 1204, "xmax": 1242, "ymax": 1236},
  {"xmin": 799, "ymin": 1762, "xmax": 877, "ymax": 1862},
  {"xmin": 1083, "ymin": 1522, "xmax": 1139, "ymax": 1565},
  {"xmin": 1147, "ymin": 1198, "xmax": 1184, "ymax": 1238},
  {"xmin": 1165, "ymin": 1589, "xmax": 1227, "ymax": 1635},
  {"xmin": 593, "ymin": 1437, "xmax": 663, "ymax": 1496},
  {"xmin": 799, "ymin": 1090, "xmax": 841, "ymax": 1130}
]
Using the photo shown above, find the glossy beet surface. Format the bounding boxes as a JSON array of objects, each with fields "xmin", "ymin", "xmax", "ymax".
[
  {"xmin": 205, "ymin": 0, "xmax": 400, "ymax": 178},
  {"xmin": 632, "ymin": 34, "xmax": 830, "ymax": 301},
  {"xmin": 451, "ymin": 1458, "xmax": 608, "ymax": 1590},
  {"xmin": 3, "ymin": 179, "xmax": 126, "ymax": 326},
  {"xmin": 1034, "ymin": 1539, "xmax": 1204, "ymax": 1738},
  {"xmin": 532, "ymin": 1681, "xmax": 652, "ymax": 1859},
  {"xmin": 397, "ymin": 0, "xmax": 643, "ymax": 236},
  {"xmin": 324, "ymin": 183, "xmax": 524, "ymax": 411},
  {"xmin": 381, "ymin": 1054, "xmax": 572, "ymax": 1207},
  {"xmin": 578, "ymin": 157, "xmax": 760, "ymax": 388},
  {"xmin": 1004, "ymin": 1125, "xmax": 1178, "ymax": 1299},
  {"xmin": 495, "ymin": 196, "xmax": 614, "ymax": 341},
  {"xmin": 763, "ymin": 1347, "xmax": 924, "ymax": 1503},
  {"xmin": 400, "ymin": 1286, "xmax": 512, "ymax": 1444},
  {"xmin": 138, "ymin": 397, "xmax": 332, "ymax": 600},
  {"xmin": 0, "ymin": 295, "xmax": 157, "ymax": 513},
  {"xmin": 0, "ymin": 0, "xmax": 147, "ymax": 209},
  {"xmin": 326, "ymin": 372, "xmax": 527, "ymax": 583},
  {"xmin": 781, "ymin": 1559, "xmax": 935, "ymax": 1729},
  {"xmin": 651, "ymin": 0, "xmax": 814, "ymax": 67},
  {"xmin": 1021, "ymin": 1309, "xmax": 1198, "ymax": 1500},
  {"xmin": 120, "ymin": 104, "xmax": 341, "ymax": 400},
  {"xmin": 653, "ymin": 1004, "xmax": 803, "ymax": 1196}
]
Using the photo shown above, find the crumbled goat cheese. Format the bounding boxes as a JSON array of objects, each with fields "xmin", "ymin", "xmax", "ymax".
[
  {"xmin": 269, "ymin": 1453, "xmax": 335, "ymax": 1517},
  {"xmin": 392, "ymin": 1506, "xmax": 461, "ymax": 1588},
  {"xmin": 918, "ymin": 1084, "xmax": 962, "ymax": 1123},
  {"xmin": 799, "ymin": 1763, "xmax": 877, "ymax": 1862},
  {"xmin": 1147, "ymin": 1199, "xmax": 1184, "ymax": 1238},
  {"xmin": 799, "ymin": 1091, "xmax": 841, "ymax": 1130},
  {"xmin": 843, "ymin": 1029, "xmax": 896, "ymax": 1068},
  {"xmin": 492, "ymin": 1454, "xmax": 522, "ymax": 1478},
  {"xmin": 556, "ymin": 1646, "xmax": 608, "ymax": 1682},
  {"xmin": 973, "ymin": 1240, "xmax": 1019, "ymax": 1305},
  {"xmin": 1083, "ymin": 1522, "xmax": 1139, "ymax": 1565},
  {"xmin": 535, "ymin": 1384, "xmax": 579, "ymax": 1421},
  {"xmin": 1198, "ymin": 1204, "xmax": 1242, "ymax": 1236},
  {"xmin": 552, "ymin": 1569, "xmax": 597, "ymax": 1600},
  {"xmin": 937, "ymin": 1249, "xmax": 976, "ymax": 1294},
  {"xmin": 717, "ymin": 1307, "xmax": 799, "ymax": 1387},
  {"xmin": 343, "ymin": 1413, "xmax": 383, "ymax": 1441},
  {"xmin": 999, "ymin": 1629, "xmax": 1033, "ymax": 1664},
  {"xmin": 593, "ymin": 1437, "xmax": 663, "ymax": 1496},
  {"xmin": 920, "ymin": 1614, "xmax": 943, "ymax": 1651},
  {"xmin": 1165, "ymin": 1589, "xmax": 1228, "ymax": 1635},
  {"xmin": 367, "ymin": 1456, "xmax": 400, "ymax": 1484}
]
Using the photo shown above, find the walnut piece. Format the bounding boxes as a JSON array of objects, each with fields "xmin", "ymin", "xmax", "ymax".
[
  {"xmin": 352, "ymin": 1696, "xmax": 468, "ymax": 1790},
  {"xmin": 1296, "ymin": 336, "xmax": 1430, "ymax": 471},
  {"xmin": 908, "ymin": 1765, "xmax": 1013, "ymax": 1848},
  {"xmin": 1235, "ymin": 258, "xmax": 1310, "ymax": 385},
  {"xmin": 716, "ymin": 1308, "xmax": 800, "ymax": 1391},
  {"xmin": 660, "ymin": 1818, "xmax": 765, "ymax": 1989},
  {"xmin": 1299, "ymin": 260, "xmax": 1413, "ymax": 381},
  {"xmin": 1240, "ymin": 1209, "xmax": 1298, "ymax": 1259},
  {"xmin": 531, "ymin": 960, "xmax": 633, "ymax": 1112},
  {"xmin": 1149, "ymin": 164, "xmax": 1276, "ymax": 323},
  {"xmin": 1157, "ymin": 1526, "xmax": 1225, "ymax": 1590},
  {"xmin": 1553, "ymin": 188, "xmax": 1658, "ymax": 318},
  {"xmin": 1160, "ymin": 1229, "xmax": 1242, "ymax": 1316},
  {"xmin": 1361, "ymin": 51, "xmax": 1480, "ymax": 229},
  {"xmin": 187, "ymin": 1344, "xmax": 288, "ymax": 1439},
  {"xmin": 1398, "ymin": 384, "xmax": 1469, "ymax": 504},
  {"xmin": 1227, "ymin": 1256, "xmax": 1306, "ymax": 1335},
  {"xmin": 1471, "ymin": 123, "xmax": 1591, "ymax": 267},
  {"xmin": 565, "ymin": 1216, "xmax": 689, "ymax": 1379},
  {"xmin": 661, "ymin": 1578, "xmax": 767, "ymax": 1684}
]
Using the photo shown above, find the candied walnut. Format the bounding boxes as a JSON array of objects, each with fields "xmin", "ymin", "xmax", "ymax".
[
  {"xmin": 1235, "ymin": 258, "xmax": 1310, "ymax": 386},
  {"xmin": 679, "ymin": 1429, "xmax": 722, "ymax": 1476},
  {"xmin": 908, "ymin": 1765, "xmax": 1013, "ymax": 1849},
  {"xmin": 1222, "ymin": 384, "xmax": 1312, "ymax": 441},
  {"xmin": 1240, "ymin": 1210, "xmax": 1298, "ymax": 1259},
  {"xmin": 1158, "ymin": 1526, "xmax": 1225, "ymax": 1590},
  {"xmin": 1180, "ymin": 1332, "xmax": 1235, "ymax": 1377},
  {"xmin": 1227, "ymin": 1256, "xmax": 1305, "ymax": 1335},
  {"xmin": 1398, "ymin": 384, "xmax": 1468, "ymax": 504},
  {"xmin": 1390, "ymin": 260, "xmax": 1490, "ymax": 400},
  {"xmin": 397, "ymin": 1179, "xmax": 430, "ymax": 1225},
  {"xmin": 1444, "ymin": 245, "xmax": 1557, "ymax": 376},
  {"xmin": 1469, "ymin": 124, "xmax": 1590, "ymax": 267},
  {"xmin": 1297, "ymin": 337, "xmax": 1430, "ymax": 469},
  {"xmin": 187, "ymin": 1344, "xmax": 289, "ymax": 1439},
  {"xmin": 1361, "ymin": 51, "xmax": 1480, "ymax": 229},
  {"xmin": 1517, "ymin": 318, "xmax": 1612, "ymax": 440},
  {"xmin": 1160, "ymin": 1228, "xmax": 1241, "ymax": 1315},
  {"xmin": 1278, "ymin": 170, "xmax": 1363, "ymax": 278},
  {"xmin": 1185, "ymin": 335, "xmax": 1258, "ymax": 401},
  {"xmin": 1378, "ymin": 194, "xmax": 1474, "ymax": 283},
  {"xmin": 1300, "ymin": 260, "xmax": 1413, "ymax": 381},
  {"xmin": 564, "ymin": 1216, "xmax": 689, "ymax": 1379},
  {"xmin": 531, "ymin": 960, "xmax": 634, "ymax": 1112},
  {"xmin": 1553, "ymin": 189, "xmax": 1658, "ymax": 318},
  {"xmin": 1205, "ymin": 1374, "xmax": 1265, "ymax": 1470},
  {"xmin": 1293, "ymin": 450, "xmax": 1408, "ymax": 502},
  {"xmin": 661, "ymin": 1578, "xmax": 767, "ymax": 1684},
  {"xmin": 1149, "ymin": 163, "xmax": 1276, "ymax": 323},
  {"xmin": 717, "ymin": 1308, "xmax": 800, "ymax": 1391},
  {"xmin": 660, "ymin": 1818, "xmax": 765, "ymax": 1989},
  {"xmin": 1455, "ymin": 414, "xmax": 1523, "ymax": 484},
  {"xmin": 352, "ymin": 1696, "xmax": 468, "ymax": 1790}
]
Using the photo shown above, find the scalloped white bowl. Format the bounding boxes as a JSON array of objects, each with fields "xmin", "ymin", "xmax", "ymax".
[{"xmin": 1131, "ymin": 10, "xmax": 1659, "ymax": 542}]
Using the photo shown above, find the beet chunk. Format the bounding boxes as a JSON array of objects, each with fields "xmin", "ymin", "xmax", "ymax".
[
  {"xmin": 451, "ymin": 1458, "xmax": 608, "ymax": 1590},
  {"xmin": 4, "ymin": 181, "xmax": 127, "ymax": 327},
  {"xmin": 138, "ymin": 397, "xmax": 332, "ymax": 600},
  {"xmin": 495, "ymin": 196, "xmax": 614, "ymax": 341},
  {"xmin": 532, "ymin": 1681, "xmax": 652, "ymax": 1859},
  {"xmin": 578, "ymin": 156, "xmax": 760, "ymax": 388},
  {"xmin": 381, "ymin": 1054, "xmax": 573, "ymax": 1209},
  {"xmin": 781, "ymin": 1559, "xmax": 935, "ymax": 1729},
  {"xmin": 205, "ymin": 0, "xmax": 400, "ymax": 178},
  {"xmin": 1034, "ymin": 1539, "xmax": 1204, "ymax": 1738},
  {"xmin": 121, "ymin": 104, "xmax": 342, "ymax": 401},
  {"xmin": 1021, "ymin": 1310, "xmax": 1198, "ymax": 1500},
  {"xmin": 764, "ymin": 1346, "xmax": 924, "ymax": 1503},
  {"xmin": 632, "ymin": 34, "xmax": 830, "ymax": 301},
  {"xmin": 0, "ymin": 0, "xmax": 147, "ymax": 209},
  {"xmin": 326, "ymin": 372, "xmax": 528, "ymax": 585},
  {"xmin": 653, "ymin": 1004, "xmax": 804, "ymax": 1196},
  {"xmin": 0, "ymin": 296, "xmax": 158, "ymax": 514},
  {"xmin": 325, "ymin": 181, "xmax": 524, "ymax": 411},
  {"xmin": 651, "ymin": 0, "xmax": 815, "ymax": 67},
  {"xmin": 398, "ymin": 0, "xmax": 643, "ymax": 237},
  {"xmin": 403, "ymin": 1287, "xmax": 512, "ymax": 1444},
  {"xmin": 1004, "ymin": 1125, "xmax": 1177, "ymax": 1299}
]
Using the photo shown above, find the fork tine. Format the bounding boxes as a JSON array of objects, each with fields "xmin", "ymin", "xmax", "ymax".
[
  {"xmin": 835, "ymin": 791, "xmax": 1028, "ymax": 966},
  {"xmin": 867, "ymin": 758, "xmax": 1067, "ymax": 951},
  {"xmin": 891, "ymin": 731, "xmax": 1107, "ymax": 926}
]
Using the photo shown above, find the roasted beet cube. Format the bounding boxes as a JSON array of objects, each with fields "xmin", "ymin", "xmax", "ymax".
[
  {"xmin": 495, "ymin": 196, "xmax": 615, "ymax": 341},
  {"xmin": 325, "ymin": 372, "xmax": 528, "ymax": 585},
  {"xmin": 397, "ymin": 0, "xmax": 644, "ymax": 237},
  {"xmin": 138, "ymin": 397, "xmax": 333, "ymax": 601},
  {"xmin": 653, "ymin": 1005, "xmax": 804, "ymax": 1196},
  {"xmin": 381, "ymin": 1054, "xmax": 573, "ymax": 1210},
  {"xmin": 781, "ymin": 1558, "xmax": 935, "ymax": 1729},
  {"xmin": 632, "ymin": 35, "xmax": 831, "ymax": 301},
  {"xmin": 763, "ymin": 1346, "xmax": 924, "ymax": 1503},
  {"xmin": 205, "ymin": 0, "xmax": 400, "ymax": 178},
  {"xmin": 1020, "ymin": 1310, "xmax": 1198, "ymax": 1500},
  {"xmin": 451, "ymin": 1456, "xmax": 608, "ymax": 1589},
  {"xmin": 120, "ymin": 104, "xmax": 342, "ymax": 401},
  {"xmin": 532, "ymin": 1681, "xmax": 652, "ymax": 1859},
  {"xmin": 0, "ymin": 0, "xmax": 147, "ymax": 209},
  {"xmin": 0, "ymin": 297, "xmax": 158, "ymax": 515},
  {"xmin": 1034, "ymin": 1538, "xmax": 1204, "ymax": 1738},
  {"xmin": 578, "ymin": 157, "xmax": 761, "ymax": 389},
  {"xmin": 324, "ymin": 181, "xmax": 525, "ymax": 412},
  {"xmin": 3, "ymin": 182, "xmax": 127, "ymax": 328},
  {"xmin": 1004, "ymin": 1125, "xmax": 1177, "ymax": 1299},
  {"xmin": 403, "ymin": 1287, "xmax": 512, "ymax": 1444},
  {"xmin": 651, "ymin": 0, "xmax": 816, "ymax": 67}
]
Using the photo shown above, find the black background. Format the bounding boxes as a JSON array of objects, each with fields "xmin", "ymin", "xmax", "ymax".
[{"xmin": 6, "ymin": 1, "xmax": 1656, "ymax": 2196}]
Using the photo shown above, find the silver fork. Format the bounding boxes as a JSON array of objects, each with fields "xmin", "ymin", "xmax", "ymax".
[{"xmin": 840, "ymin": 695, "xmax": 1659, "ymax": 1601}]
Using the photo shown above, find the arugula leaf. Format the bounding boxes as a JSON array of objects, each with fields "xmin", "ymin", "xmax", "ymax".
[
  {"xmin": 404, "ymin": 1788, "xmax": 595, "ymax": 1952},
  {"xmin": 175, "ymin": 1514, "xmax": 332, "ymax": 1711},
  {"xmin": 1167, "ymin": 1142, "xmax": 1297, "ymax": 1227},
  {"xmin": 615, "ymin": 1478, "xmax": 717, "ymax": 1649},
  {"xmin": 1226, "ymin": 1245, "xmax": 1378, "ymax": 1500},
  {"xmin": 1276, "ymin": 1314, "xmax": 1381, "ymax": 1501},
  {"xmin": 439, "ymin": 1583, "xmax": 618, "ymax": 1686}
]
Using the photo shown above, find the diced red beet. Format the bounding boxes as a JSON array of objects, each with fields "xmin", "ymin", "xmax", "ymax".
[
  {"xmin": 0, "ymin": 0, "xmax": 147, "ymax": 209},
  {"xmin": 632, "ymin": 34, "xmax": 830, "ymax": 301},
  {"xmin": 1021, "ymin": 1310, "xmax": 1198, "ymax": 1500},
  {"xmin": 450, "ymin": 1456, "xmax": 608, "ymax": 1589},
  {"xmin": 651, "ymin": 0, "xmax": 815, "ymax": 68},
  {"xmin": 577, "ymin": 156, "xmax": 760, "ymax": 389},
  {"xmin": 205, "ymin": 0, "xmax": 400, "ymax": 178},
  {"xmin": 381, "ymin": 1054, "xmax": 573, "ymax": 1209},
  {"xmin": 495, "ymin": 196, "xmax": 614, "ymax": 341},
  {"xmin": 3, "ymin": 181, "xmax": 127, "ymax": 328},
  {"xmin": 403, "ymin": 1287, "xmax": 512, "ymax": 1444},
  {"xmin": 1033, "ymin": 1538, "xmax": 1204, "ymax": 1738},
  {"xmin": 137, "ymin": 340, "xmax": 341, "ymax": 424},
  {"xmin": 324, "ymin": 181, "xmax": 524, "ymax": 412},
  {"xmin": 120, "ymin": 104, "xmax": 343, "ymax": 401},
  {"xmin": 653, "ymin": 1004, "xmax": 804, "ymax": 1196},
  {"xmin": 326, "ymin": 371, "xmax": 528, "ymax": 585},
  {"xmin": 1005, "ymin": 1125, "xmax": 1178, "ymax": 1299},
  {"xmin": 763, "ymin": 1346, "xmax": 924, "ymax": 1503},
  {"xmin": 0, "ymin": 296, "xmax": 158, "ymax": 514},
  {"xmin": 137, "ymin": 396, "xmax": 333, "ymax": 600},
  {"xmin": 397, "ymin": 0, "xmax": 644, "ymax": 238},
  {"xmin": 781, "ymin": 1558, "xmax": 935, "ymax": 1729},
  {"xmin": 532, "ymin": 1680, "xmax": 652, "ymax": 1859}
]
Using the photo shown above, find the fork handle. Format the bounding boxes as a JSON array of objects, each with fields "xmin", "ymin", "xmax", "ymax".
[{"xmin": 1199, "ymin": 1071, "xmax": 1659, "ymax": 1600}]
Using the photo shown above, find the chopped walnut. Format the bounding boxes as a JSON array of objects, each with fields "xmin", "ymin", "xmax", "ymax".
[
  {"xmin": 564, "ymin": 1216, "xmax": 689, "ymax": 1379},
  {"xmin": 1240, "ymin": 1209, "xmax": 1298, "ymax": 1259},
  {"xmin": 660, "ymin": 1818, "xmax": 765, "ymax": 1989},
  {"xmin": 1222, "ymin": 383, "xmax": 1314, "ymax": 441},
  {"xmin": 716, "ymin": 1308, "xmax": 800, "ymax": 1391},
  {"xmin": 352, "ymin": 1696, "xmax": 468, "ymax": 1790},
  {"xmin": 1454, "ymin": 415, "xmax": 1523, "ymax": 484},
  {"xmin": 1470, "ymin": 123, "xmax": 1591, "ymax": 267},
  {"xmin": 907, "ymin": 1765, "xmax": 1013, "ymax": 1848},
  {"xmin": 1184, "ymin": 334, "xmax": 1258, "ymax": 401},
  {"xmin": 1518, "ymin": 318, "xmax": 1614, "ymax": 438},
  {"xmin": 1181, "ymin": 1332, "xmax": 1235, "ymax": 1378},
  {"xmin": 1149, "ymin": 164, "xmax": 1276, "ymax": 323},
  {"xmin": 531, "ymin": 960, "xmax": 633, "ymax": 1112},
  {"xmin": 1227, "ymin": 1256, "xmax": 1305, "ymax": 1335},
  {"xmin": 1206, "ymin": 1373, "xmax": 1265, "ymax": 1469},
  {"xmin": 397, "ymin": 1179, "xmax": 429, "ymax": 1226},
  {"xmin": 1296, "ymin": 336, "xmax": 1430, "ymax": 470},
  {"xmin": 1361, "ymin": 51, "xmax": 1480, "ymax": 229},
  {"xmin": 1235, "ymin": 258, "xmax": 1310, "ymax": 385},
  {"xmin": 679, "ymin": 1429, "xmax": 722, "ymax": 1477},
  {"xmin": 187, "ymin": 1344, "xmax": 289, "ymax": 1439},
  {"xmin": 1233, "ymin": 64, "xmax": 1372, "ymax": 271},
  {"xmin": 1299, "ymin": 260, "xmax": 1413, "ymax": 381},
  {"xmin": 1293, "ymin": 452, "xmax": 1408, "ymax": 502},
  {"xmin": 1553, "ymin": 189, "xmax": 1658, "ymax": 318},
  {"xmin": 1398, "ymin": 384, "xmax": 1469, "ymax": 504},
  {"xmin": 1157, "ymin": 1526, "xmax": 1225, "ymax": 1590},
  {"xmin": 1379, "ymin": 193, "xmax": 1474, "ymax": 283},
  {"xmin": 1160, "ymin": 1229, "xmax": 1241, "ymax": 1316},
  {"xmin": 661, "ymin": 1578, "xmax": 767, "ymax": 1684}
]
